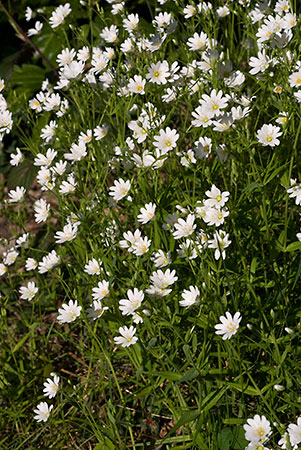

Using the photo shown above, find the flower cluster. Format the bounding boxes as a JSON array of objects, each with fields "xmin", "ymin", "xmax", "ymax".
[
  {"xmin": 1, "ymin": 0, "xmax": 300, "ymax": 440},
  {"xmin": 33, "ymin": 373, "xmax": 60, "ymax": 423}
]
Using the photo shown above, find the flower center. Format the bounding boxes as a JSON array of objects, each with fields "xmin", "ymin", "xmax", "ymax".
[
  {"xmin": 266, "ymin": 136, "xmax": 273, "ymax": 142},
  {"xmin": 255, "ymin": 427, "xmax": 266, "ymax": 437},
  {"xmin": 296, "ymin": 77, "xmax": 301, "ymax": 84},
  {"xmin": 154, "ymin": 71, "xmax": 160, "ymax": 77}
]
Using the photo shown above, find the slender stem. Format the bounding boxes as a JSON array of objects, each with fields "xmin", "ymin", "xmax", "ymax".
[{"xmin": 0, "ymin": 1, "xmax": 59, "ymax": 77}]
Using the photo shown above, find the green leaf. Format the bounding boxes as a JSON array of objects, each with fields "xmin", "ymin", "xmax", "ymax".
[
  {"xmin": 13, "ymin": 332, "xmax": 31, "ymax": 353},
  {"xmin": 285, "ymin": 241, "xmax": 301, "ymax": 252},
  {"xmin": 231, "ymin": 426, "xmax": 249, "ymax": 449},
  {"xmin": 152, "ymin": 371, "xmax": 182, "ymax": 381},
  {"xmin": 263, "ymin": 163, "xmax": 288, "ymax": 185},
  {"xmin": 178, "ymin": 368, "xmax": 199, "ymax": 383},
  {"xmin": 168, "ymin": 409, "xmax": 200, "ymax": 435},
  {"xmin": 200, "ymin": 386, "xmax": 228, "ymax": 413},
  {"xmin": 33, "ymin": 25, "xmax": 60, "ymax": 66},
  {"xmin": 226, "ymin": 382, "xmax": 260, "ymax": 396},
  {"xmin": 11, "ymin": 64, "xmax": 47, "ymax": 95},
  {"xmin": 7, "ymin": 160, "xmax": 37, "ymax": 190},
  {"xmin": 217, "ymin": 428, "xmax": 232, "ymax": 450}
]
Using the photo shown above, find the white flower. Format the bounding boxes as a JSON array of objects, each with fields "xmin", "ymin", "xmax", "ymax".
[
  {"xmin": 199, "ymin": 89, "xmax": 228, "ymax": 117},
  {"xmin": 173, "ymin": 214, "xmax": 196, "ymax": 239},
  {"xmin": 25, "ymin": 6, "xmax": 33, "ymax": 21},
  {"xmin": 10, "ymin": 148, "xmax": 23, "ymax": 166},
  {"xmin": 38, "ymin": 250, "xmax": 60, "ymax": 273},
  {"xmin": 43, "ymin": 374, "xmax": 60, "ymax": 399},
  {"xmin": 3, "ymin": 249, "xmax": 18, "ymax": 265},
  {"xmin": 132, "ymin": 236, "xmax": 151, "ymax": 255},
  {"xmin": 25, "ymin": 258, "xmax": 37, "ymax": 271},
  {"xmin": 148, "ymin": 268, "xmax": 178, "ymax": 292},
  {"xmin": 256, "ymin": 22, "xmax": 275, "ymax": 44},
  {"xmin": 244, "ymin": 414, "xmax": 272, "ymax": 443},
  {"xmin": 151, "ymin": 250, "xmax": 171, "ymax": 268},
  {"xmin": 87, "ymin": 300, "xmax": 109, "ymax": 320},
  {"xmin": 16, "ymin": 232, "xmax": 29, "ymax": 248},
  {"xmin": 128, "ymin": 119, "xmax": 149, "ymax": 143},
  {"xmin": 288, "ymin": 417, "xmax": 301, "ymax": 446},
  {"xmin": 132, "ymin": 151, "xmax": 155, "ymax": 168},
  {"xmin": 123, "ymin": 13, "xmax": 139, "ymax": 32},
  {"xmin": 55, "ymin": 223, "xmax": 78, "ymax": 244},
  {"xmin": 64, "ymin": 141, "xmax": 87, "ymax": 161},
  {"xmin": 34, "ymin": 402, "xmax": 53, "ymax": 422},
  {"xmin": 216, "ymin": 6, "xmax": 230, "ymax": 17},
  {"xmin": 92, "ymin": 280, "xmax": 110, "ymax": 300},
  {"xmin": 34, "ymin": 148, "xmax": 57, "ymax": 167},
  {"xmin": 204, "ymin": 185, "xmax": 230, "ymax": 208},
  {"xmin": 59, "ymin": 174, "xmax": 77, "ymax": 194},
  {"xmin": 119, "ymin": 229, "xmax": 141, "ymax": 251},
  {"xmin": 91, "ymin": 53, "xmax": 109, "ymax": 75},
  {"xmin": 256, "ymin": 124, "xmax": 282, "ymax": 147},
  {"xmin": 19, "ymin": 281, "xmax": 38, "ymax": 300},
  {"xmin": 94, "ymin": 124, "xmax": 108, "ymax": 140},
  {"xmin": 249, "ymin": 50, "xmax": 271, "ymax": 75},
  {"xmin": 114, "ymin": 325, "xmax": 138, "ymax": 347},
  {"xmin": 194, "ymin": 137, "xmax": 212, "ymax": 158},
  {"xmin": 109, "ymin": 178, "xmax": 131, "ymax": 202},
  {"xmin": 180, "ymin": 150, "xmax": 196, "ymax": 167},
  {"xmin": 183, "ymin": 5, "xmax": 197, "ymax": 18},
  {"xmin": 34, "ymin": 198, "xmax": 50, "ymax": 223},
  {"xmin": 274, "ymin": 384, "xmax": 285, "ymax": 391},
  {"xmin": 78, "ymin": 130, "xmax": 92, "ymax": 145},
  {"xmin": 289, "ymin": 71, "xmax": 301, "ymax": 88},
  {"xmin": 100, "ymin": 25, "xmax": 118, "ymax": 43},
  {"xmin": 278, "ymin": 432, "xmax": 291, "ymax": 450},
  {"xmin": 56, "ymin": 48, "xmax": 76, "ymax": 66},
  {"xmin": 179, "ymin": 286, "xmax": 200, "ymax": 307},
  {"xmin": 8, "ymin": 186, "xmax": 26, "ymax": 203},
  {"xmin": 77, "ymin": 46, "xmax": 90, "ymax": 62},
  {"xmin": 191, "ymin": 106, "xmax": 214, "ymax": 128},
  {"xmin": 287, "ymin": 179, "xmax": 301, "ymax": 205},
  {"xmin": 187, "ymin": 32, "xmax": 208, "ymax": 51},
  {"xmin": 137, "ymin": 203, "xmax": 156, "ymax": 224},
  {"xmin": 146, "ymin": 61, "xmax": 170, "ymax": 85},
  {"xmin": 60, "ymin": 60, "xmax": 85, "ymax": 79},
  {"xmin": 203, "ymin": 207, "xmax": 229, "ymax": 227},
  {"xmin": 0, "ymin": 109, "xmax": 13, "ymax": 134},
  {"xmin": 153, "ymin": 127, "xmax": 179, "ymax": 154},
  {"xmin": 177, "ymin": 238, "xmax": 198, "ymax": 259},
  {"xmin": 43, "ymin": 93, "xmax": 61, "ymax": 111},
  {"xmin": 84, "ymin": 258, "xmax": 101, "ymax": 275},
  {"xmin": 225, "ymin": 71, "xmax": 245, "ymax": 89},
  {"xmin": 208, "ymin": 230, "xmax": 231, "ymax": 260},
  {"xmin": 49, "ymin": 3, "xmax": 71, "ymax": 28},
  {"xmin": 112, "ymin": 2, "xmax": 124, "ymax": 15},
  {"xmin": 245, "ymin": 443, "xmax": 269, "ymax": 450},
  {"xmin": 152, "ymin": 12, "xmax": 172, "ymax": 30},
  {"xmin": 57, "ymin": 299, "xmax": 82, "ymax": 324},
  {"xmin": 119, "ymin": 288, "xmax": 144, "ymax": 315},
  {"xmin": 27, "ymin": 21, "xmax": 43, "ymax": 37},
  {"xmin": 215, "ymin": 312, "xmax": 242, "ymax": 340},
  {"xmin": 0, "ymin": 263, "xmax": 7, "ymax": 276},
  {"xmin": 128, "ymin": 75, "xmax": 146, "ymax": 95}
]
